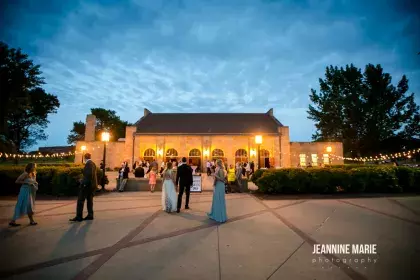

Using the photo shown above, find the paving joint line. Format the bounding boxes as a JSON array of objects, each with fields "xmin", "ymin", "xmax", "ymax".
[
  {"xmin": 0, "ymin": 196, "xmax": 247, "ymax": 223},
  {"xmin": 251, "ymin": 196, "xmax": 368, "ymax": 280},
  {"xmin": 387, "ymin": 198, "xmax": 420, "ymax": 217},
  {"xmin": 217, "ymin": 225, "xmax": 222, "ymax": 280},
  {"xmin": 0, "ymin": 209, "xmax": 268, "ymax": 278},
  {"xmin": 0, "ymin": 195, "xmax": 301, "ymax": 278},
  {"xmin": 338, "ymin": 200, "xmax": 420, "ymax": 226},
  {"xmin": 266, "ymin": 240, "xmax": 306, "ymax": 280},
  {"xmin": 72, "ymin": 209, "xmax": 162, "ymax": 280},
  {"xmin": 36, "ymin": 201, "xmax": 76, "ymax": 214},
  {"xmin": 272, "ymin": 200, "xmax": 307, "ymax": 210}
]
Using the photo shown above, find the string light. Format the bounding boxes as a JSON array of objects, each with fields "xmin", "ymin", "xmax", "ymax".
[
  {"xmin": 330, "ymin": 148, "xmax": 420, "ymax": 162},
  {"xmin": 0, "ymin": 151, "xmax": 75, "ymax": 159}
]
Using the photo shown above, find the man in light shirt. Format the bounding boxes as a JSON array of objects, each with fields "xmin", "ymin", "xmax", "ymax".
[{"xmin": 206, "ymin": 161, "xmax": 211, "ymax": 176}]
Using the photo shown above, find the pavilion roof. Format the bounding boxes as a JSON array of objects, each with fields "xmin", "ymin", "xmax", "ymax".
[{"xmin": 135, "ymin": 111, "xmax": 282, "ymax": 135}]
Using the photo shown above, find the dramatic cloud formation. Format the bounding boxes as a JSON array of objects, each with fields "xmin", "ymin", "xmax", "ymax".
[{"xmin": 1, "ymin": 0, "xmax": 419, "ymax": 148}]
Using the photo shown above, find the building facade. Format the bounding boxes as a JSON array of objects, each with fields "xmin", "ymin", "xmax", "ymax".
[{"xmin": 74, "ymin": 109, "xmax": 344, "ymax": 169}]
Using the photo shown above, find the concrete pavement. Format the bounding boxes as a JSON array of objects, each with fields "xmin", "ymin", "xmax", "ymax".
[{"xmin": 0, "ymin": 191, "xmax": 419, "ymax": 280}]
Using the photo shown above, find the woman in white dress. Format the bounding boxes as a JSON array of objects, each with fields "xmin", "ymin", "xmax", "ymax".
[{"xmin": 161, "ymin": 162, "xmax": 178, "ymax": 213}]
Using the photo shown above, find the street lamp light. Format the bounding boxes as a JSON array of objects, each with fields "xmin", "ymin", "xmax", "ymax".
[
  {"xmin": 81, "ymin": 145, "xmax": 86, "ymax": 163},
  {"xmin": 255, "ymin": 135, "xmax": 263, "ymax": 169},
  {"xmin": 101, "ymin": 131, "xmax": 110, "ymax": 191}
]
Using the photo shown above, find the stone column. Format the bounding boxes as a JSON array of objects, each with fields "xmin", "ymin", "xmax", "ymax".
[
  {"xmin": 279, "ymin": 126, "xmax": 291, "ymax": 167},
  {"xmin": 85, "ymin": 115, "xmax": 96, "ymax": 142},
  {"xmin": 156, "ymin": 136, "xmax": 165, "ymax": 165},
  {"xmin": 124, "ymin": 126, "xmax": 137, "ymax": 166}
]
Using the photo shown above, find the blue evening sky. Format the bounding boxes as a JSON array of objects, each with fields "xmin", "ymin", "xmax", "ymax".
[{"xmin": 1, "ymin": 0, "xmax": 419, "ymax": 149}]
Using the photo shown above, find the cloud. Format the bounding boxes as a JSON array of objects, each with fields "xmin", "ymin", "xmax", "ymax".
[{"xmin": 1, "ymin": 0, "xmax": 419, "ymax": 149}]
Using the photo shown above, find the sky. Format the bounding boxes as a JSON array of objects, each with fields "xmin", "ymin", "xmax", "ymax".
[{"xmin": 1, "ymin": 0, "xmax": 419, "ymax": 150}]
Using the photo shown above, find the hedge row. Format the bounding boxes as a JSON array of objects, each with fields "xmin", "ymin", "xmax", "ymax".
[
  {"xmin": 252, "ymin": 166, "xmax": 420, "ymax": 194},
  {"xmin": 0, "ymin": 166, "xmax": 105, "ymax": 196}
]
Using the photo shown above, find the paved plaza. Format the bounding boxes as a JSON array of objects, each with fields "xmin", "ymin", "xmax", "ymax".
[{"xmin": 0, "ymin": 189, "xmax": 420, "ymax": 280}]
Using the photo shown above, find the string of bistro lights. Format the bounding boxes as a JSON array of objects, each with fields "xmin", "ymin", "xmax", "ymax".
[
  {"xmin": 330, "ymin": 147, "xmax": 420, "ymax": 162},
  {"xmin": 0, "ymin": 152, "xmax": 75, "ymax": 158},
  {"xmin": 1, "ymin": 146, "xmax": 418, "ymax": 162}
]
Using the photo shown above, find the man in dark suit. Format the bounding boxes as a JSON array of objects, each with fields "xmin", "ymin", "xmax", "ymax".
[
  {"xmin": 70, "ymin": 153, "xmax": 98, "ymax": 222},
  {"xmin": 176, "ymin": 157, "xmax": 193, "ymax": 213}
]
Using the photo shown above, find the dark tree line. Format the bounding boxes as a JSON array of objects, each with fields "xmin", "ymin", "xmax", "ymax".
[
  {"xmin": 67, "ymin": 108, "xmax": 132, "ymax": 144},
  {"xmin": 0, "ymin": 42, "xmax": 60, "ymax": 152},
  {"xmin": 308, "ymin": 63, "xmax": 420, "ymax": 158}
]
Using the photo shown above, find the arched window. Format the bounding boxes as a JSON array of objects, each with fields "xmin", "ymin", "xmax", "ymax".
[
  {"xmin": 189, "ymin": 149, "xmax": 201, "ymax": 157},
  {"xmin": 144, "ymin": 148, "xmax": 155, "ymax": 157},
  {"xmin": 260, "ymin": 149, "xmax": 270, "ymax": 158},
  {"xmin": 188, "ymin": 149, "xmax": 201, "ymax": 166},
  {"xmin": 235, "ymin": 149, "xmax": 248, "ymax": 157},
  {"xmin": 235, "ymin": 148, "xmax": 248, "ymax": 163},
  {"xmin": 212, "ymin": 149, "xmax": 224, "ymax": 157},
  {"xmin": 166, "ymin": 148, "xmax": 178, "ymax": 157}
]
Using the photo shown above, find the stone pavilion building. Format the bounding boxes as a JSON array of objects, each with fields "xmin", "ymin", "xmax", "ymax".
[{"xmin": 74, "ymin": 108, "xmax": 344, "ymax": 169}]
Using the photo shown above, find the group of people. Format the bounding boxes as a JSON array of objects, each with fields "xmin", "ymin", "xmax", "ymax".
[
  {"xmin": 206, "ymin": 160, "xmax": 255, "ymax": 177},
  {"xmin": 9, "ymin": 153, "xmax": 228, "ymax": 227}
]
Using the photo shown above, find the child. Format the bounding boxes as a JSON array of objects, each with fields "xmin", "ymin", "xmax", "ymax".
[{"xmin": 149, "ymin": 166, "xmax": 157, "ymax": 192}]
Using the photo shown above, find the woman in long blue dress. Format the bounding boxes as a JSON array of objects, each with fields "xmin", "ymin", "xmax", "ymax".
[
  {"xmin": 207, "ymin": 159, "xmax": 228, "ymax": 223},
  {"xmin": 9, "ymin": 163, "xmax": 38, "ymax": 227}
]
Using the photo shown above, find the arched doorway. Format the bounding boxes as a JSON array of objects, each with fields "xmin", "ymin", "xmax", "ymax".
[
  {"xmin": 260, "ymin": 149, "xmax": 270, "ymax": 168},
  {"xmin": 212, "ymin": 149, "xmax": 226, "ymax": 166},
  {"xmin": 235, "ymin": 149, "xmax": 248, "ymax": 163},
  {"xmin": 188, "ymin": 148, "xmax": 201, "ymax": 165},
  {"xmin": 212, "ymin": 149, "xmax": 224, "ymax": 159},
  {"xmin": 165, "ymin": 148, "xmax": 178, "ymax": 163},
  {"xmin": 143, "ymin": 148, "xmax": 155, "ymax": 162},
  {"xmin": 189, "ymin": 148, "xmax": 201, "ymax": 172}
]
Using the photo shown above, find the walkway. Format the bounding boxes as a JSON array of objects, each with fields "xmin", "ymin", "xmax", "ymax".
[{"xmin": 0, "ymin": 192, "xmax": 419, "ymax": 279}]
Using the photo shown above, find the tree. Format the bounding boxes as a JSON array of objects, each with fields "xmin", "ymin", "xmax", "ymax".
[
  {"xmin": 308, "ymin": 63, "xmax": 420, "ymax": 157},
  {"xmin": 67, "ymin": 108, "xmax": 131, "ymax": 144},
  {"xmin": 0, "ymin": 42, "xmax": 59, "ymax": 152},
  {"xmin": 67, "ymin": 121, "xmax": 86, "ymax": 144}
]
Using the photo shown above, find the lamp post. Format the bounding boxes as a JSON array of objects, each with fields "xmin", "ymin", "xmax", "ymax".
[
  {"xmin": 101, "ymin": 131, "xmax": 110, "ymax": 191},
  {"xmin": 255, "ymin": 135, "xmax": 263, "ymax": 169},
  {"xmin": 81, "ymin": 145, "xmax": 86, "ymax": 163}
]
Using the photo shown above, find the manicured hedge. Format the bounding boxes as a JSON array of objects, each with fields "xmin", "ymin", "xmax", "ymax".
[
  {"xmin": 252, "ymin": 166, "xmax": 420, "ymax": 194},
  {"xmin": 0, "ymin": 166, "xmax": 106, "ymax": 196}
]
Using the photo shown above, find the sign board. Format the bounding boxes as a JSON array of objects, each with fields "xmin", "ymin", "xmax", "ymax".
[{"xmin": 190, "ymin": 175, "xmax": 202, "ymax": 192}]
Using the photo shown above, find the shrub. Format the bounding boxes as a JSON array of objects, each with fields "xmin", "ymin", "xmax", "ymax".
[
  {"xmin": 0, "ymin": 166, "xmax": 106, "ymax": 196},
  {"xmin": 253, "ymin": 166, "xmax": 416, "ymax": 194},
  {"xmin": 395, "ymin": 167, "xmax": 417, "ymax": 192},
  {"xmin": 251, "ymin": 168, "xmax": 271, "ymax": 184},
  {"xmin": 307, "ymin": 168, "xmax": 349, "ymax": 193}
]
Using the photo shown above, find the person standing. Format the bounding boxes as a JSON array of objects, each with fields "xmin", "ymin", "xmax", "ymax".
[
  {"xmin": 235, "ymin": 162, "xmax": 243, "ymax": 193},
  {"xmin": 161, "ymin": 162, "xmax": 177, "ymax": 213},
  {"xmin": 9, "ymin": 163, "xmax": 39, "ymax": 227},
  {"xmin": 206, "ymin": 160, "xmax": 211, "ymax": 176},
  {"xmin": 207, "ymin": 159, "xmax": 228, "ymax": 223},
  {"xmin": 147, "ymin": 159, "xmax": 158, "ymax": 174},
  {"xmin": 160, "ymin": 161, "xmax": 165, "ymax": 176},
  {"xmin": 70, "ymin": 153, "xmax": 97, "ymax": 222},
  {"xmin": 245, "ymin": 162, "xmax": 251, "ymax": 179},
  {"xmin": 118, "ymin": 162, "xmax": 130, "ymax": 192},
  {"xmin": 227, "ymin": 164, "xmax": 236, "ymax": 193},
  {"xmin": 176, "ymin": 157, "xmax": 193, "ymax": 213},
  {"xmin": 149, "ymin": 167, "xmax": 157, "ymax": 192}
]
